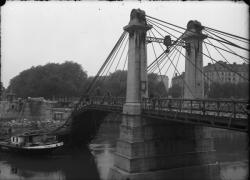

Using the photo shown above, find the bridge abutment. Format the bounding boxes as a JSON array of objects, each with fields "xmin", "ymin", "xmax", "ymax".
[{"xmin": 109, "ymin": 116, "xmax": 220, "ymax": 180}]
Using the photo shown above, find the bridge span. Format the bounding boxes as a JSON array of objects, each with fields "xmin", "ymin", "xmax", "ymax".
[
  {"xmin": 60, "ymin": 96, "xmax": 248, "ymax": 132},
  {"xmin": 53, "ymin": 8, "xmax": 248, "ymax": 180}
]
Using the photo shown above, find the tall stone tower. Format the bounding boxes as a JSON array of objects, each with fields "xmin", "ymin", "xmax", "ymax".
[
  {"xmin": 122, "ymin": 9, "xmax": 151, "ymax": 115},
  {"xmin": 182, "ymin": 20, "xmax": 207, "ymax": 99},
  {"xmin": 0, "ymin": 7, "xmax": 2, "ymax": 100}
]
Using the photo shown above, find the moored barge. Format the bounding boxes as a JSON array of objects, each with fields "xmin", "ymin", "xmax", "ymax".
[{"xmin": 0, "ymin": 132, "xmax": 63, "ymax": 155}]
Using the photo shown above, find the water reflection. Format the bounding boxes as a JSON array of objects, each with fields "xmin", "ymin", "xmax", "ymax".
[
  {"xmin": 90, "ymin": 143, "xmax": 115, "ymax": 180},
  {"xmin": 0, "ymin": 147, "xmax": 100, "ymax": 180},
  {"xmin": 0, "ymin": 119, "xmax": 120, "ymax": 180}
]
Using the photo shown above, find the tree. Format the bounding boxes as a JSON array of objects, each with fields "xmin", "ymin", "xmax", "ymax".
[
  {"xmin": 208, "ymin": 82, "xmax": 249, "ymax": 99},
  {"xmin": 8, "ymin": 61, "xmax": 88, "ymax": 98}
]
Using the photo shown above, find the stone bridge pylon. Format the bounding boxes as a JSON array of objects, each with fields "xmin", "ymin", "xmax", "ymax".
[{"xmin": 108, "ymin": 9, "xmax": 219, "ymax": 180}]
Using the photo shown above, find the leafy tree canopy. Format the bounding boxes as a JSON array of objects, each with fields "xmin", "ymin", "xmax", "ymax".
[{"xmin": 8, "ymin": 61, "xmax": 88, "ymax": 98}]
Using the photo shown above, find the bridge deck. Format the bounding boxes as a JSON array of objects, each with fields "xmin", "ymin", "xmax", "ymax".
[{"xmin": 66, "ymin": 97, "xmax": 248, "ymax": 132}]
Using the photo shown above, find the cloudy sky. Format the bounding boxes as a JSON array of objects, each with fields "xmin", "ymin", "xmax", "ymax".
[{"xmin": 1, "ymin": 1, "xmax": 248, "ymax": 87}]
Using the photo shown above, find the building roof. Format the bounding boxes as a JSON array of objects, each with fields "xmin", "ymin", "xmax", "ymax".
[{"xmin": 204, "ymin": 61, "xmax": 248, "ymax": 72}]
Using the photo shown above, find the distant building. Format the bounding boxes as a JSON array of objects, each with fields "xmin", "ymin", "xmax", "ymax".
[
  {"xmin": 156, "ymin": 75, "xmax": 169, "ymax": 92},
  {"xmin": 171, "ymin": 72, "xmax": 185, "ymax": 97},
  {"xmin": 204, "ymin": 61, "xmax": 249, "ymax": 87},
  {"xmin": 171, "ymin": 62, "xmax": 249, "ymax": 96},
  {"xmin": 172, "ymin": 72, "xmax": 185, "ymax": 88}
]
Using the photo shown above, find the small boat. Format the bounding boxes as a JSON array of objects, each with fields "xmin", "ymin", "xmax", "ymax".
[{"xmin": 0, "ymin": 132, "xmax": 63, "ymax": 155}]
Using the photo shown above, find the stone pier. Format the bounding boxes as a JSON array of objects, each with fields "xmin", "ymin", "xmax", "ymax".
[
  {"xmin": 183, "ymin": 20, "xmax": 206, "ymax": 99},
  {"xmin": 109, "ymin": 9, "xmax": 219, "ymax": 180}
]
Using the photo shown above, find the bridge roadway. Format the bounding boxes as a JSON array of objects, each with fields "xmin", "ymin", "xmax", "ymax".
[{"xmin": 66, "ymin": 96, "xmax": 248, "ymax": 132}]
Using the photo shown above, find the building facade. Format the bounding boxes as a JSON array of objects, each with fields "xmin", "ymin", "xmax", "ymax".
[
  {"xmin": 171, "ymin": 62, "xmax": 249, "ymax": 97},
  {"xmin": 204, "ymin": 61, "xmax": 248, "ymax": 87},
  {"xmin": 156, "ymin": 75, "xmax": 169, "ymax": 92}
]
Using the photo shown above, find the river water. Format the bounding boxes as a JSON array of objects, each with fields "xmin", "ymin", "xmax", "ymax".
[{"xmin": 0, "ymin": 120, "xmax": 248, "ymax": 180}]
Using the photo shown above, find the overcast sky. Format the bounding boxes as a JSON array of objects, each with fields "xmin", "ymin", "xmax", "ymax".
[{"xmin": 1, "ymin": 1, "xmax": 249, "ymax": 88}]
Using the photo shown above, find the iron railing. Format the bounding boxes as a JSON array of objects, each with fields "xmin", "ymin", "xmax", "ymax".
[{"xmin": 60, "ymin": 96, "xmax": 248, "ymax": 132}]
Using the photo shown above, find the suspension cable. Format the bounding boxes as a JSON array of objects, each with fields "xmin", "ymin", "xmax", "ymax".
[
  {"xmin": 205, "ymin": 27, "xmax": 249, "ymax": 44},
  {"xmin": 84, "ymin": 31, "xmax": 127, "ymax": 95},
  {"xmin": 204, "ymin": 26, "xmax": 250, "ymax": 42},
  {"xmin": 119, "ymin": 54, "xmax": 128, "ymax": 96},
  {"xmin": 204, "ymin": 29, "xmax": 249, "ymax": 52},
  {"xmin": 145, "ymin": 14, "xmax": 186, "ymax": 32},
  {"xmin": 201, "ymin": 51, "xmax": 249, "ymax": 82},
  {"xmin": 148, "ymin": 30, "xmax": 164, "ymax": 78},
  {"xmin": 115, "ymin": 37, "xmax": 129, "ymax": 71},
  {"xmin": 204, "ymin": 42, "xmax": 223, "ymax": 82},
  {"xmin": 147, "ymin": 19, "xmax": 180, "ymax": 40},
  {"xmin": 146, "ymin": 14, "xmax": 249, "ymax": 44},
  {"xmin": 149, "ymin": 28, "xmax": 181, "ymax": 76},
  {"xmin": 173, "ymin": 45, "xmax": 216, "ymax": 85},
  {"xmin": 172, "ymin": 45, "xmax": 182, "ymax": 78},
  {"xmin": 165, "ymin": 48, "xmax": 195, "ymax": 98},
  {"xmin": 103, "ymin": 33, "xmax": 127, "ymax": 75},
  {"xmin": 101, "ymin": 33, "xmax": 128, "ymax": 85},
  {"xmin": 204, "ymin": 29, "xmax": 249, "ymax": 62},
  {"xmin": 147, "ymin": 51, "xmax": 166, "ymax": 72},
  {"xmin": 147, "ymin": 31, "xmax": 185, "ymax": 72},
  {"xmin": 203, "ymin": 40, "xmax": 249, "ymax": 63},
  {"xmin": 147, "ymin": 29, "xmax": 191, "ymax": 96}
]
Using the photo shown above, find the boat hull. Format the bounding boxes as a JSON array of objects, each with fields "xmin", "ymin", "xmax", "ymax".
[{"xmin": 0, "ymin": 142, "xmax": 64, "ymax": 155}]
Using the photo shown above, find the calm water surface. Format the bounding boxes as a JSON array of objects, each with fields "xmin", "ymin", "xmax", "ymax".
[
  {"xmin": 0, "ymin": 120, "xmax": 119, "ymax": 180},
  {"xmin": 0, "ymin": 120, "xmax": 248, "ymax": 180}
]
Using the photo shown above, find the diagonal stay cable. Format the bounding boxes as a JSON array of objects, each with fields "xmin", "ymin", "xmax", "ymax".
[
  {"xmin": 147, "ymin": 51, "xmax": 167, "ymax": 72},
  {"xmin": 150, "ymin": 28, "xmax": 181, "ymax": 76},
  {"xmin": 204, "ymin": 26, "xmax": 250, "ymax": 42},
  {"xmin": 205, "ymin": 37, "xmax": 234, "ymax": 66},
  {"xmin": 146, "ymin": 14, "xmax": 249, "ymax": 44},
  {"xmin": 205, "ymin": 27, "xmax": 249, "ymax": 44},
  {"xmin": 206, "ymin": 36, "xmax": 249, "ymax": 75},
  {"xmin": 204, "ymin": 42, "xmax": 223, "ymax": 82},
  {"xmin": 98, "ymin": 32, "xmax": 128, "ymax": 89},
  {"xmin": 172, "ymin": 45, "xmax": 182, "ymax": 78},
  {"xmin": 90, "ymin": 32, "xmax": 127, "ymax": 94},
  {"xmin": 165, "ymin": 48, "xmax": 196, "ymax": 98},
  {"xmin": 150, "ymin": 31, "xmax": 190, "ymax": 96},
  {"xmin": 204, "ymin": 30, "xmax": 249, "ymax": 62},
  {"xmin": 174, "ymin": 45, "xmax": 217, "ymax": 85},
  {"xmin": 204, "ymin": 29, "xmax": 249, "ymax": 52},
  {"xmin": 201, "ymin": 51, "xmax": 249, "ymax": 82},
  {"xmin": 84, "ymin": 31, "xmax": 127, "ymax": 95},
  {"xmin": 148, "ymin": 26, "xmax": 194, "ymax": 97},
  {"xmin": 147, "ymin": 27, "xmax": 173, "ymax": 74},
  {"xmin": 148, "ymin": 30, "xmax": 164, "ymax": 78},
  {"xmin": 145, "ymin": 14, "xmax": 186, "ymax": 32},
  {"xmin": 147, "ymin": 18, "xmax": 181, "ymax": 40},
  {"xmin": 192, "ymin": 42, "xmax": 250, "ymax": 82},
  {"xmin": 163, "ymin": 46, "xmax": 181, "ymax": 77},
  {"xmin": 115, "ymin": 36, "xmax": 129, "ymax": 71},
  {"xmin": 119, "ymin": 54, "xmax": 128, "ymax": 96},
  {"xmin": 203, "ymin": 40, "xmax": 249, "ymax": 63},
  {"xmin": 102, "ymin": 33, "xmax": 128, "ymax": 78},
  {"xmin": 147, "ymin": 32, "xmax": 185, "ymax": 72}
]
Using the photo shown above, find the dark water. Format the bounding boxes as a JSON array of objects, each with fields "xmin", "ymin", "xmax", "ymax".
[
  {"xmin": 0, "ymin": 120, "xmax": 119, "ymax": 180},
  {"xmin": 0, "ymin": 120, "xmax": 248, "ymax": 180}
]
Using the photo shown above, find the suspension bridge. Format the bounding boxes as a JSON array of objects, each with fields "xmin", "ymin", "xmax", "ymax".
[{"xmin": 53, "ymin": 9, "xmax": 249, "ymax": 180}]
